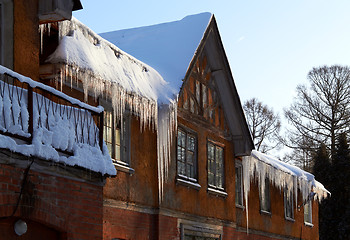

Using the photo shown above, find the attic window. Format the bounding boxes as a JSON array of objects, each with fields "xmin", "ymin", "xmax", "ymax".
[{"xmin": 178, "ymin": 56, "xmax": 224, "ymax": 128}]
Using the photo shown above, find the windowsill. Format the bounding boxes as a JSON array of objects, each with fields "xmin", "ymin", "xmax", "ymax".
[
  {"xmin": 304, "ymin": 222, "xmax": 313, "ymax": 228},
  {"xmin": 285, "ymin": 216, "xmax": 295, "ymax": 222},
  {"xmin": 260, "ymin": 210, "xmax": 272, "ymax": 216},
  {"xmin": 176, "ymin": 177, "xmax": 201, "ymax": 190},
  {"xmin": 236, "ymin": 204, "xmax": 245, "ymax": 210},
  {"xmin": 207, "ymin": 187, "xmax": 227, "ymax": 198},
  {"xmin": 113, "ymin": 161, "xmax": 135, "ymax": 175}
]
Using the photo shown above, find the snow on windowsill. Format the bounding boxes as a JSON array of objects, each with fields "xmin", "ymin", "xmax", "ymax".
[
  {"xmin": 260, "ymin": 210, "xmax": 272, "ymax": 216},
  {"xmin": 236, "ymin": 204, "xmax": 245, "ymax": 210},
  {"xmin": 207, "ymin": 187, "xmax": 227, "ymax": 198},
  {"xmin": 304, "ymin": 222, "xmax": 313, "ymax": 228},
  {"xmin": 176, "ymin": 177, "xmax": 201, "ymax": 190},
  {"xmin": 113, "ymin": 161, "xmax": 135, "ymax": 175},
  {"xmin": 285, "ymin": 216, "xmax": 295, "ymax": 223}
]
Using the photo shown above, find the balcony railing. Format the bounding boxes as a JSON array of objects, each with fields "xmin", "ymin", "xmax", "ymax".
[{"xmin": 0, "ymin": 69, "xmax": 103, "ymax": 155}]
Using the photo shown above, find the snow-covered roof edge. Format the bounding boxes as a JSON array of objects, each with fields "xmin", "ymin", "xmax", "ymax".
[
  {"xmin": 242, "ymin": 150, "xmax": 329, "ymax": 233},
  {"xmin": 46, "ymin": 17, "xmax": 176, "ymax": 105},
  {"xmin": 44, "ymin": 17, "xmax": 178, "ymax": 201},
  {"xmin": 252, "ymin": 150, "xmax": 329, "ymax": 196}
]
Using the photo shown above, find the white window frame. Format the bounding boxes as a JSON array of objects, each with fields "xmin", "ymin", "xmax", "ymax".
[{"xmin": 235, "ymin": 160, "xmax": 244, "ymax": 208}]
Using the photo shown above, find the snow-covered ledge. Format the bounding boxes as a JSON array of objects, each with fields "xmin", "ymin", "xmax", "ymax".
[
  {"xmin": 0, "ymin": 65, "xmax": 116, "ymax": 176},
  {"xmin": 242, "ymin": 150, "xmax": 330, "ymax": 233}
]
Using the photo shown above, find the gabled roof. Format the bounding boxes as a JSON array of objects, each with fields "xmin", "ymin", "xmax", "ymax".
[
  {"xmin": 100, "ymin": 12, "xmax": 212, "ymax": 97},
  {"xmin": 101, "ymin": 13, "xmax": 254, "ymax": 156}
]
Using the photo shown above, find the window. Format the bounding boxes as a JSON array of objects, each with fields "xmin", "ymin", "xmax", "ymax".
[
  {"xmin": 284, "ymin": 189, "xmax": 294, "ymax": 220},
  {"xmin": 235, "ymin": 161, "xmax": 244, "ymax": 207},
  {"xmin": 103, "ymin": 110, "xmax": 130, "ymax": 166},
  {"xmin": 185, "ymin": 236, "xmax": 218, "ymax": 240},
  {"xmin": 180, "ymin": 221, "xmax": 222, "ymax": 240},
  {"xmin": 259, "ymin": 177, "xmax": 271, "ymax": 213},
  {"xmin": 304, "ymin": 201, "xmax": 312, "ymax": 225},
  {"xmin": 0, "ymin": 0, "xmax": 13, "ymax": 69},
  {"xmin": 207, "ymin": 141, "xmax": 224, "ymax": 190},
  {"xmin": 177, "ymin": 127, "xmax": 197, "ymax": 181}
]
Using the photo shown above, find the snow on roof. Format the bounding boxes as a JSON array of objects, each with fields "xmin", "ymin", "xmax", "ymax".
[
  {"xmin": 242, "ymin": 150, "xmax": 329, "ymax": 233},
  {"xmin": 46, "ymin": 17, "xmax": 176, "ymax": 105},
  {"xmin": 100, "ymin": 12, "xmax": 213, "ymax": 95},
  {"xmin": 45, "ymin": 14, "xmax": 212, "ymax": 201},
  {"xmin": 249, "ymin": 150, "xmax": 330, "ymax": 199}
]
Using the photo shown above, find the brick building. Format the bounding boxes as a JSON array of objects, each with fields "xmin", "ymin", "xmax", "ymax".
[
  {"xmin": 0, "ymin": 1, "xmax": 328, "ymax": 240},
  {"xmin": 0, "ymin": 0, "xmax": 115, "ymax": 239},
  {"xmin": 99, "ymin": 13, "xmax": 329, "ymax": 240}
]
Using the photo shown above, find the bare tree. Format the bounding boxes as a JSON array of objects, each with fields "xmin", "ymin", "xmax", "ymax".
[
  {"xmin": 243, "ymin": 98, "xmax": 281, "ymax": 153},
  {"xmin": 284, "ymin": 65, "xmax": 350, "ymax": 162}
]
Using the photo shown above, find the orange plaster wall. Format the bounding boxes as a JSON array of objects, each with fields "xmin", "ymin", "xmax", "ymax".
[
  {"xmin": 160, "ymin": 115, "xmax": 236, "ymax": 221},
  {"xmin": 103, "ymin": 111, "xmax": 237, "ymax": 222},
  {"xmin": 236, "ymin": 179, "xmax": 319, "ymax": 239},
  {"xmin": 103, "ymin": 116, "xmax": 159, "ymax": 207},
  {"xmin": 13, "ymin": 0, "xmax": 40, "ymax": 81}
]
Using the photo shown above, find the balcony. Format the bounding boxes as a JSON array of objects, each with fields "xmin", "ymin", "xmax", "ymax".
[{"xmin": 0, "ymin": 65, "xmax": 115, "ymax": 176}]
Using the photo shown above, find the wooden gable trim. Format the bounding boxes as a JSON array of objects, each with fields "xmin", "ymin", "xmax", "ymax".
[{"xmin": 180, "ymin": 15, "xmax": 254, "ymax": 157}]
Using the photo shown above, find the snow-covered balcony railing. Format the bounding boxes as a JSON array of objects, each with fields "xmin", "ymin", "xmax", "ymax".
[{"xmin": 0, "ymin": 65, "xmax": 104, "ymax": 155}]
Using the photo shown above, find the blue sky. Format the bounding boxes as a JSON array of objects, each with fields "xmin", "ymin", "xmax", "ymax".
[{"xmin": 74, "ymin": 0, "xmax": 350, "ymax": 118}]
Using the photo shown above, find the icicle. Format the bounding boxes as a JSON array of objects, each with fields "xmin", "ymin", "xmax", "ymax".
[
  {"xmin": 47, "ymin": 23, "xmax": 51, "ymax": 36},
  {"xmin": 242, "ymin": 151, "xmax": 330, "ymax": 234},
  {"xmin": 242, "ymin": 155, "xmax": 251, "ymax": 234},
  {"xmin": 39, "ymin": 24, "xmax": 45, "ymax": 54}
]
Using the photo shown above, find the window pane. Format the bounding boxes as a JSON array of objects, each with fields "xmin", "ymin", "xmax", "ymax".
[
  {"xmin": 260, "ymin": 178, "xmax": 271, "ymax": 212},
  {"xmin": 208, "ymin": 171, "xmax": 214, "ymax": 186},
  {"xmin": 115, "ymin": 144, "xmax": 120, "ymax": 161},
  {"xmin": 208, "ymin": 143, "xmax": 214, "ymax": 160},
  {"xmin": 115, "ymin": 128, "xmax": 120, "ymax": 145},
  {"xmin": 107, "ymin": 142, "xmax": 112, "ymax": 155},
  {"xmin": 103, "ymin": 111, "xmax": 113, "ymax": 156},
  {"xmin": 187, "ymin": 135, "xmax": 195, "ymax": 151},
  {"xmin": 285, "ymin": 190, "xmax": 294, "ymax": 219},
  {"xmin": 304, "ymin": 202, "xmax": 312, "ymax": 223},
  {"xmin": 178, "ymin": 161, "xmax": 185, "ymax": 175},
  {"xmin": 235, "ymin": 165, "xmax": 243, "ymax": 205}
]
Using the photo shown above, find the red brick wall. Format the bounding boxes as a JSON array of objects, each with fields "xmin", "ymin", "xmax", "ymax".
[
  {"xmin": 104, "ymin": 206, "xmax": 157, "ymax": 240},
  {"xmin": 0, "ymin": 163, "xmax": 104, "ymax": 240}
]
